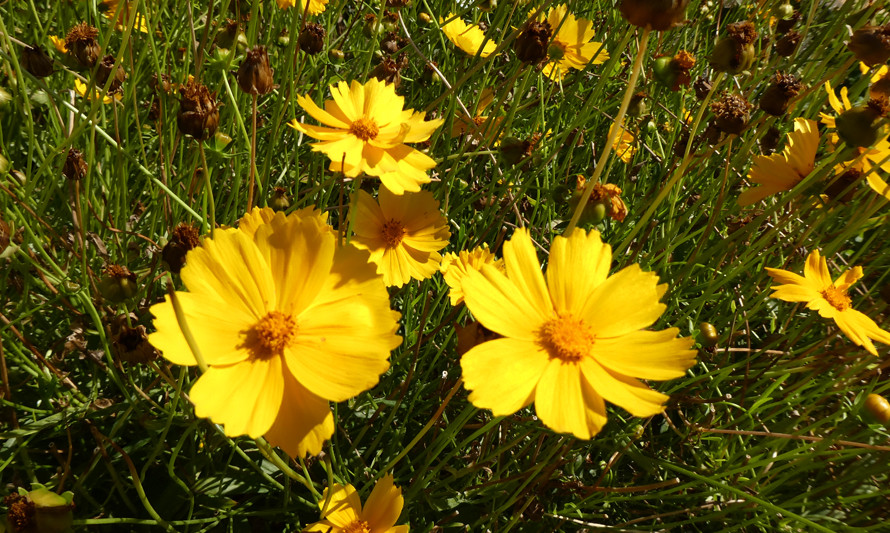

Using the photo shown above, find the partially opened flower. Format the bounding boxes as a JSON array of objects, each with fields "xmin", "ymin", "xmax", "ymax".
[
  {"xmin": 609, "ymin": 121, "xmax": 637, "ymax": 164},
  {"xmin": 289, "ymin": 78, "xmax": 444, "ymax": 195},
  {"xmin": 460, "ymin": 229, "xmax": 696, "ymax": 439},
  {"xmin": 541, "ymin": 5, "xmax": 609, "ymax": 81},
  {"xmin": 440, "ymin": 244, "xmax": 505, "ymax": 306},
  {"xmin": 149, "ymin": 207, "xmax": 402, "ymax": 457},
  {"xmin": 303, "ymin": 474, "xmax": 408, "ymax": 533},
  {"xmin": 738, "ymin": 117, "xmax": 818, "ymax": 206},
  {"xmin": 765, "ymin": 250, "xmax": 890, "ymax": 356},
  {"xmin": 74, "ymin": 78, "xmax": 120, "ymax": 104},
  {"xmin": 441, "ymin": 14, "xmax": 497, "ymax": 58},
  {"xmin": 276, "ymin": 0, "xmax": 329, "ymax": 15},
  {"xmin": 351, "ymin": 189, "xmax": 451, "ymax": 288}
]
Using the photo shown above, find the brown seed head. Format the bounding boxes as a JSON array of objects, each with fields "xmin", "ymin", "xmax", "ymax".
[
  {"xmin": 776, "ymin": 11, "xmax": 801, "ymax": 34},
  {"xmin": 620, "ymin": 0, "xmax": 689, "ymax": 31},
  {"xmin": 162, "ymin": 223, "xmax": 200, "ymax": 274},
  {"xmin": 65, "ymin": 22, "xmax": 101, "ymax": 68},
  {"xmin": 871, "ymin": 74, "xmax": 890, "ymax": 100},
  {"xmin": 151, "ymin": 73, "xmax": 173, "ymax": 94},
  {"xmin": 867, "ymin": 95, "xmax": 890, "ymax": 118},
  {"xmin": 4, "ymin": 493, "xmax": 35, "ymax": 532},
  {"xmin": 63, "ymin": 148, "xmax": 88, "ymax": 181},
  {"xmin": 177, "ymin": 80, "xmax": 220, "ymax": 140},
  {"xmin": 759, "ymin": 72, "xmax": 802, "ymax": 116},
  {"xmin": 848, "ymin": 24, "xmax": 890, "ymax": 67},
  {"xmin": 824, "ymin": 168, "xmax": 861, "ymax": 203},
  {"xmin": 112, "ymin": 322, "xmax": 158, "ymax": 364},
  {"xmin": 710, "ymin": 93, "xmax": 753, "ymax": 135},
  {"xmin": 515, "ymin": 20, "xmax": 552, "ymax": 64},
  {"xmin": 0, "ymin": 217, "xmax": 10, "ymax": 255},
  {"xmin": 298, "ymin": 23, "xmax": 326, "ymax": 55},
  {"xmin": 693, "ymin": 76, "xmax": 712, "ymax": 100},
  {"xmin": 96, "ymin": 55, "xmax": 126, "ymax": 94},
  {"xmin": 370, "ymin": 54, "xmax": 409, "ymax": 88},
  {"xmin": 22, "ymin": 46, "xmax": 54, "ymax": 78},
  {"xmin": 727, "ymin": 21, "xmax": 758, "ymax": 45},
  {"xmin": 775, "ymin": 30, "xmax": 802, "ymax": 57},
  {"xmin": 237, "ymin": 46, "xmax": 274, "ymax": 95},
  {"xmin": 386, "ymin": 0, "xmax": 411, "ymax": 7}
]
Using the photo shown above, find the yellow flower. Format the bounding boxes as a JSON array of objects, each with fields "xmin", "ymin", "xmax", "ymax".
[
  {"xmin": 148, "ymin": 207, "xmax": 402, "ymax": 457},
  {"xmin": 820, "ymin": 81, "xmax": 890, "ymax": 201},
  {"xmin": 351, "ymin": 189, "xmax": 451, "ymax": 288},
  {"xmin": 276, "ymin": 0, "xmax": 329, "ymax": 14},
  {"xmin": 49, "ymin": 35, "xmax": 67, "ymax": 53},
  {"xmin": 459, "ymin": 229, "xmax": 696, "ymax": 439},
  {"xmin": 440, "ymin": 244, "xmax": 505, "ymax": 306},
  {"xmin": 859, "ymin": 62, "xmax": 889, "ymax": 83},
  {"xmin": 450, "ymin": 88, "xmax": 503, "ymax": 144},
  {"xmin": 74, "ymin": 79, "xmax": 120, "ymax": 104},
  {"xmin": 440, "ymin": 14, "xmax": 497, "ymax": 58},
  {"xmin": 738, "ymin": 117, "xmax": 819, "ymax": 206},
  {"xmin": 766, "ymin": 250, "xmax": 890, "ymax": 356},
  {"xmin": 289, "ymin": 79, "xmax": 444, "ymax": 195},
  {"xmin": 541, "ymin": 5, "xmax": 609, "ymax": 81},
  {"xmin": 609, "ymin": 122, "xmax": 636, "ymax": 164},
  {"xmin": 303, "ymin": 474, "xmax": 408, "ymax": 533},
  {"xmin": 101, "ymin": 0, "xmax": 150, "ymax": 33}
]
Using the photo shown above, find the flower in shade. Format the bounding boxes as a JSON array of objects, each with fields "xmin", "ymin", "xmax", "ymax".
[
  {"xmin": 440, "ymin": 244, "xmax": 505, "ymax": 306},
  {"xmin": 738, "ymin": 117, "xmax": 818, "ymax": 206},
  {"xmin": 765, "ymin": 250, "xmax": 890, "ymax": 356},
  {"xmin": 148, "ymin": 207, "xmax": 402, "ymax": 457},
  {"xmin": 541, "ymin": 4, "xmax": 609, "ymax": 80},
  {"xmin": 820, "ymin": 81, "xmax": 890, "ymax": 201},
  {"xmin": 459, "ymin": 228, "xmax": 696, "ymax": 439},
  {"xmin": 289, "ymin": 78, "xmax": 444, "ymax": 195},
  {"xmin": 74, "ymin": 78, "xmax": 120, "ymax": 104},
  {"xmin": 276, "ymin": 0, "xmax": 329, "ymax": 15},
  {"xmin": 351, "ymin": 189, "xmax": 451, "ymax": 288},
  {"xmin": 49, "ymin": 35, "xmax": 67, "ymax": 53},
  {"xmin": 101, "ymin": 0, "xmax": 150, "ymax": 33},
  {"xmin": 609, "ymin": 122, "xmax": 637, "ymax": 164},
  {"xmin": 303, "ymin": 474, "xmax": 408, "ymax": 533},
  {"xmin": 440, "ymin": 14, "xmax": 497, "ymax": 58}
]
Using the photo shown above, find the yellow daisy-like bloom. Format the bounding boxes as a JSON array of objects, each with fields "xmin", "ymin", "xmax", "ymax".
[
  {"xmin": 765, "ymin": 250, "xmax": 890, "ymax": 356},
  {"xmin": 276, "ymin": 0, "xmax": 329, "ymax": 14},
  {"xmin": 74, "ymin": 79, "xmax": 120, "ymax": 104},
  {"xmin": 859, "ymin": 62, "xmax": 889, "ymax": 83},
  {"xmin": 49, "ymin": 35, "xmax": 67, "ymax": 53},
  {"xmin": 609, "ymin": 122, "xmax": 636, "ymax": 164},
  {"xmin": 738, "ymin": 117, "xmax": 819, "ymax": 206},
  {"xmin": 289, "ymin": 79, "xmax": 444, "ymax": 195},
  {"xmin": 148, "ymin": 207, "xmax": 402, "ymax": 457},
  {"xmin": 440, "ymin": 244, "xmax": 505, "ymax": 306},
  {"xmin": 101, "ymin": 0, "xmax": 150, "ymax": 33},
  {"xmin": 352, "ymin": 189, "xmax": 451, "ymax": 288},
  {"xmin": 541, "ymin": 4, "xmax": 609, "ymax": 81},
  {"xmin": 304, "ymin": 474, "xmax": 408, "ymax": 533},
  {"xmin": 440, "ymin": 14, "xmax": 497, "ymax": 58},
  {"xmin": 820, "ymin": 81, "xmax": 890, "ymax": 201},
  {"xmin": 459, "ymin": 228, "xmax": 696, "ymax": 439}
]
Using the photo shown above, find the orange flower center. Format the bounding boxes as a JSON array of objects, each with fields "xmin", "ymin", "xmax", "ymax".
[
  {"xmin": 343, "ymin": 521, "xmax": 371, "ymax": 533},
  {"xmin": 538, "ymin": 313, "xmax": 595, "ymax": 363},
  {"xmin": 821, "ymin": 285, "xmax": 852, "ymax": 311},
  {"xmin": 349, "ymin": 117, "xmax": 379, "ymax": 141},
  {"xmin": 381, "ymin": 219, "xmax": 407, "ymax": 249},
  {"xmin": 246, "ymin": 311, "xmax": 297, "ymax": 358}
]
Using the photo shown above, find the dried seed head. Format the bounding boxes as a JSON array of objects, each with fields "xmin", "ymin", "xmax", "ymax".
[
  {"xmin": 237, "ymin": 46, "xmax": 274, "ymax": 95},
  {"xmin": 775, "ymin": 30, "xmax": 802, "ymax": 57},
  {"xmin": 298, "ymin": 23, "xmax": 326, "ymax": 55},
  {"xmin": 710, "ymin": 21, "xmax": 757, "ymax": 73},
  {"xmin": 0, "ymin": 217, "xmax": 9, "ymax": 255},
  {"xmin": 693, "ymin": 76, "xmax": 712, "ymax": 100},
  {"xmin": 710, "ymin": 93, "xmax": 752, "ymax": 135},
  {"xmin": 824, "ymin": 167, "xmax": 861, "ymax": 203},
  {"xmin": 386, "ymin": 0, "xmax": 411, "ymax": 8},
  {"xmin": 848, "ymin": 24, "xmax": 890, "ymax": 67},
  {"xmin": 776, "ymin": 10, "xmax": 801, "ymax": 34},
  {"xmin": 759, "ymin": 72, "xmax": 802, "ymax": 116},
  {"xmin": 65, "ymin": 22, "xmax": 101, "ymax": 68},
  {"xmin": 216, "ymin": 19, "xmax": 244, "ymax": 50},
  {"xmin": 112, "ymin": 322, "xmax": 159, "ymax": 364},
  {"xmin": 22, "ymin": 45, "xmax": 54, "ymax": 78},
  {"xmin": 871, "ymin": 73, "xmax": 890, "ymax": 100},
  {"xmin": 760, "ymin": 126, "xmax": 780, "ymax": 154},
  {"xmin": 619, "ymin": 0, "xmax": 689, "ymax": 31},
  {"xmin": 98, "ymin": 264, "xmax": 138, "ymax": 303},
  {"xmin": 177, "ymin": 79, "xmax": 220, "ymax": 140},
  {"xmin": 161, "ymin": 223, "xmax": 200, "ymax": 274},
  {"xmin": 4, "ymin": 493, "xmax": 35, "ymax": 532},
  {"xmin": 151, "ymin": 73, "xmax": 173, "ymax": 94},
  {"xmin": 63, "ymin": 148, "xmax": 88, "ymax": 181},
  {"xmin": 96, "ymin": 54, "xmax": 126, "ymax": 94},
  {"xmin": 514, "ymin": 20, "xmax": 552, "ymax": 64}
]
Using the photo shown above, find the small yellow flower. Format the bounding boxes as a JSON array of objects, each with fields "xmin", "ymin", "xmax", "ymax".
[
  {"xmin": 101, "ymin": 0, "xmax": 150, "ymax": 33},
  {"xmin": 440, "ymin": 14, "xmax": 497, "ymax": 58},
  {"xmin": 303, "ymin": 474, "xmax": 408, "ymax": 533},
  {"xmin": 74, "ymin": 79, "xmax": 120, "ymax": 104},
  {"xmin": 289, "ymin": 78, "xmax": 444, "ymax": 195},
  {"xmin": 738, "ymin": 117, "xmax": 819, "ymax": 206},
  {"xmin": 859, "ymin": 62, "xmax": 889, "ymax": 83},
  {"xmin": 276, "ymin": 0, "xmax": 329, "ymax": 15},
  {"xmin": 460, "ymin": 228, "xmax": 696, "ymax": 439},
  {"xmin": 609, "ymin": 122, "xmax": 636, "ymax": 164},
  {"xmin": 440, "ymin": 244, "xmax": 505, "ymax": 306},
  {"xmin": 541, "ymin": 5, "xmax": 609, "ymax": 81},
  {"xmin": 49, "ymin": 35, "xmax": 67, "ymax": 53},
  {"xmin": 450, "ymin": 88, "xmax": 503, "ymax": 144},
  {"xmin": 766, "ymin": 250, "xmax": 890, "ymax": 356},
  {"xmin": 351, "ymin": 189, "xmax": 451, "ymax": 288}
]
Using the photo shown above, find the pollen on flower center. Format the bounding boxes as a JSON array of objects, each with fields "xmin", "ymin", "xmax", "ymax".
[
  {"xmin": 246, "ymin": 311, "xmax": 298, "ymax": 358},
  {"xmin": 349, "ymin": 116, "xmax": 380, "ymax": 141},
  {"xmin": 822, "ymin": 286, "xmax": 852, "ymax": 311},
  {"xmin": 381, "ymin": 219, "xmax": 407, "ymax": 248},
  {"xmin": 343, "ymin": 521, "xmax": 371, "ymax": 533},
  {"xmin": 538, "ymin": 313, "xmax": 595, "ymax": 363}
]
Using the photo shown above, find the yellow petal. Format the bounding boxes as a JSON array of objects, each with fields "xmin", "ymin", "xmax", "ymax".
[
  {"xmin": 263, "ymin": 371, "xmax": 334, "ymax": 458},
  {"xmin": 579, "ymin": 358, "xmax": 668, "ymax": 417},
  {"xmin": 534, "ymin": 360, "xmax": 594, "ymax": 439},
  {"xmin": 462, "ymin": 338, "xmax": 549, "ymax": 415},
  {"xmin": 462, "ymin": 265, "xmax": 548, "ymax": 340},
  {"xmin": 834, "ymin": 266, "xmax": 863, "ymax": 291},
  {"xmin": 804, "ymin": 250, "xmax": 832, "ymax": 289},
  {"xmin": 581, "ymin": 264, "xmax": 666, "ymax": 338},
  {"xmin": 503, "ymin": 228, "xmax": 554, "ymax": 319},
  {"xmin": 295, "ymin": 93, "xmax": 349, "ymax": 128},
  {"xmin": 319, "ymin": 484, "xmax": 362, "ymax": 526},
  {"xmin": 362, "ymin": 474, "xmax": 404, "ymax": 531},
  {"xmin": 593, "ymin": 329, "xmax": 696, "ymax": 380},
  {"xmin": 547, "ymin": 229, "xmax": 611, "ymax": 315}
]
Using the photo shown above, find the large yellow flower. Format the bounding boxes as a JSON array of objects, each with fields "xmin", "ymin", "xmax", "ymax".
[
  {"xmin": 440, "ymin": 244, "xmax": 505, "ymax": 306},
  {"xmin": 304, "ymin": 474, "xmax": 408, "ymax": 533},
  {"xmin": 351, "ymin": 189, "xmax": 451, "ymax": 288},
  {"xmin": 541, "ymin": 5, "xmax": 609, "ymax": 81},
  {"xmin": 738, "ymin": 118, "xmax": 819, "ymax": 206},
  {"xmin": 820, "ymin": 81, "xmax": 890, "ymax": 201},
  {"xmin": 766, "ymin": 250, "xmax": 890, "ymax": 356},
  {"xmin": 289, "ymin": 79, "xmax": 444, "ymax": 195},
  {"xmin": 276, "ymin": 0, "xmax": 329, "ymax": 15},
  {"xmin": 440, "ymin": 14, "xmax": 497, "ymax": 58},
  {"xmin": 460, "ymin": 229, "xmax": 696, "ymax": 439},
  {"xmin": 148, "ymin": 208, "xmax": 401, "ymax": 457}
]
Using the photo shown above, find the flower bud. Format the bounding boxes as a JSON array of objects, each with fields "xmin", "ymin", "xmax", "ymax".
[
  {"xmin": 758, "ymin": 72, "xmax": 802, "ymax": 116},
  {"xmin": 96, "ymin": 55, "xmax": 126, "ymax": 94},
  {"xmin": 499, "ymin": 136, "xmax": 534, "ymax": 166},
  {"xmin": 298, "ymin": 23, "xmax": 326, "ymax": 56},
  {"xmin": 161, "ymin": 223, "xmax": 200, "ymax": 274},
  {"xmin": 776, "ymin": 10, "xmax": 801, "ymax": 34},
  {"xmin": 514, "ymin": 21, "xmax": 552, "ymax": 64},
  {"xmin": 620, "ymin": 0, "xmax": 689, "ymax": 31},
  {"xmin": 479, "ymin": 0, "xmax": 497, "ymax": 11},
  {"xmin": 98, "ymin": 264, "xmax": 138, "ymax": 303},
  {"xmin": 177, "ymin": 79, "xmax": 220, "ymax": 140},
  {"xmin": 709, "ymin": 21, "xmax": 757, "ymax": 74},
  {"xmin": 710, "ymin": 93, "xmax": 752, "ymax": 135},
  {"xmin": 62, "ymin": 148, "xmax": 88, "ymax": 181},
  {"xmin": 328, "ymin": 48, "xmax": 345, "ymax": 61},
  {"xmin": 698, "ymin": 322, "xmax": 719, "ymax": 347},
  {"xmin": 848, "ymin": 24, "xmax": 890, "ymax": 67},
  {"xmin": 653, "ymin": 50, "xmax": 694, "ymax": 90},
  {"xmin": 216, "ymin": 19, "xmax": 245, "ymax": 50},
  {"xmin": 775, "ymin": 30, "xmax": 801, "ymax": 57},
  {"xmin": 835, "ymin": 97, "xmax": 888, "ymax": 148},
  {"xmin": 363, "ymin": 14, "xmax": 382, "ymax": 38},
  {"xmin": 237, "ymin": 46, "xmax": 274, "ymax": 95},
  {"xmin": 627, "ymin": 92, "xmax": 648, "ymax": 117},
  {"xmin": 865, "ymin": 393, "xmax": 890, "ymax": 424},
  {"xmin": 0, "ymin": 86, "xmax": 11, "ymax": 109},
  {"xmin": 22, "ymin": 46, "xmax": 54, "ymax": 78},
  {"xmin": 65, "ymin": 22, "xmax": 100, "ymax": 69},
  {"xmin": 276, "ymin": 29, "xmax": 290, "ymax": 47},
  {"xmin": 270, "ymin": 187, "xmax": 291, "ymax": 211}
]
